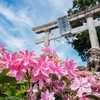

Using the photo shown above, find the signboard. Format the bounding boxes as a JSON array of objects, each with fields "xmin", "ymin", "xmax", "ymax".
[{"xmin": 58, "ymin": 16, "xmax": 71, "ymax": 35}]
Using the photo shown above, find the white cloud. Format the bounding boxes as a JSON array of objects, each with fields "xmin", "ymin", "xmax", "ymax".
[
  {"xmin": 0, "ymin": 0, "xmax": 86, "ymax": 66},
  {"xmin": 0, "ymin": 2, "xmax": 37, "ymax": 51},
  {"xmin": 0, "ymin": 26, "xmax": 26, "ymax": 50},
  {"xmin": 48, "ymin": 0, "xmax": 73, "ymax": 13},
  {"xmin": 0, "ymin": 3, "xmax": 33, "ymax": 27},
  {"xmin": 38, "ymin": 0, "xmax": 73, "ymax": 14}
]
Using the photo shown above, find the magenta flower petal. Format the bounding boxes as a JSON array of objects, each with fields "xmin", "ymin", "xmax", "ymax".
[
  {"xmin": 40, "ymin": 90, "xmax": 55, "ymax": 100},
  {"xmin": 16, "ymin": 71, "xmax": 24, "ymax": 81},
  {"xmin": 39, "ymin": 79, "xmax": 44, "ymax": 90},
  {"xmin": 70, "ymin": 77, "xmax": 92, "ymax": 97}
]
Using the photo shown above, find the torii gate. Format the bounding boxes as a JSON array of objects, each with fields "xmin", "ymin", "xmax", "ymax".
[{"xmin": 32, "ymin": 4, "xmax": 100, "ymax": 71}]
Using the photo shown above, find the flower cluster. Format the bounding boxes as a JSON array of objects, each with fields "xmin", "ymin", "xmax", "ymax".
[{"xmin": 0, "ymin": 45, "xmax": 100, "ymax": 100}]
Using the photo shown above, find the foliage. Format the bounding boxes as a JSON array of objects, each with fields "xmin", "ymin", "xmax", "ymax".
[
  {"xmin": 86, "ymin": 95, "xmax": 100, "ymax": 100},
  {"xmin": 0, "ymin": 45, "xmax": 100, "ymax": 100},
  {"xmin": 66, "ymin": 0, "xmax": 100, "ymax": 61}
]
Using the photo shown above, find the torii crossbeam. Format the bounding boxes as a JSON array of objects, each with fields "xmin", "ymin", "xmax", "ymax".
[{"xmin": 32, "ymin": 4, "xmax": 100, "ymax": 49}]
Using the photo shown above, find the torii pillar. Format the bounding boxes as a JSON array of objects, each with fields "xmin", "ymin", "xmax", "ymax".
[
  {"xmin": 44, "ymin": 30, "xmax": 50, "ymax": 46},
  {"xmin": 86, "ymin": 14, "xmax": 99, "ymax": 49},
  {"xmin": 86, "ymin": 14, "xmax": 100, "ymax": 72}
]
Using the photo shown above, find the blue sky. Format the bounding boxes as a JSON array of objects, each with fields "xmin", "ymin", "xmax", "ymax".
[{"xmin": 0, "ymin": 0, "xmax": 86, "ymax": 66}]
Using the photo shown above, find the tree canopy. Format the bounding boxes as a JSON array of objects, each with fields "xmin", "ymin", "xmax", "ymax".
[{"xmin": 66, "ymin": 0, "xmax": 100, "ymax": 61}]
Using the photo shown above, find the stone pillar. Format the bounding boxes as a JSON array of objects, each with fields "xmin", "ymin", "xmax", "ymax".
[
  {"xmin": 44, "ymin": 30, "xmax": 50, "ymax": 46},
  {"xmin": 86, "ymin": 14, "xmax": 100, "ymax": 72},
  {"xmin": 86, "ymin": 14, "xmax": 99, "ymax": 49}
]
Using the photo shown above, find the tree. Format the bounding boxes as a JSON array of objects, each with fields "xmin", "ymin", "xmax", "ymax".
[{"xmin": 66, "ymin": 0, "xmax": 100, "ymax": 61}]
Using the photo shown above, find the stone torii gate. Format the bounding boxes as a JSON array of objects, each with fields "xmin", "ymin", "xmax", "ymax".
[{"xmin": 32, "ymin": 4, "xmax": 100, "ymax": 71}]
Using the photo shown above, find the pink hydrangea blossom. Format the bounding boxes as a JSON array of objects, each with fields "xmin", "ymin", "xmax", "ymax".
[
  {"xmin": 70, "ymin": 77, "xmax": 92, "ymax": 97},
  {"xmin": 33, "ymin": 55, "xmax": 50, "ymax": 77},
  {"xmin": 27, "ymin": 84, "xmax": 38, "ymax": 100},
  {"xmin": 0, "ymin": 52, "xmax": 17, "ymax": 69},
  {"xmin": 79, "ymin": 97, "xmax": 90, "ymax": 100},
  {"xmin": 76, "ymin": 71, "xmax": 92, "ymax": 78},
  {"xmin": 91, "ymin": 82, "xmax": 100, "ymax": 97},
  {"xmin": 65, "ymin": 59, "xmax": 77, "ymax": 78},
  {"xmin": 7, "ymin": 62, "xmax": 26, "ymax": 81},
  {"xmin": 18, "ymin": 50, "xmax": 37, "ymax": 67},
  {"xmin": 30, "ymin": 55, "xmax": 52, "ymax": 89},
  {"xmin": 41, "ymin": 46, "xmax": 57, "ymax": 57},
  {"xmin": 46, "ymin": 80, "xmax": 66, "ymax": 94},
  {"xmin": 49, "ymin": 61, "xmax": 67, "ymax": 80},
  {"xmin": 30, "ymin": 73, "xmax": 51, "ymax": 89},
  {"xmin": 40, "ymin": 90, "xmax": 55, "ymax": 100},
  {"xmin": 0, "ymin": 44, "xmax": 6, "ymax": 54},
  {"xmin": 63, "ymin": 94, "xmax": 77, "ymax": 100}
]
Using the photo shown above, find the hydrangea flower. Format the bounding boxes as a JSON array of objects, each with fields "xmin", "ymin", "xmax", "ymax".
[
  {"xmin": 40, "ymin": 90, "xmax": 55, "ymax": 100},
  {"xmin": 0, "ymin": 44, "xmax": 6, "ymax": 54},
  {"xmin": 70, "ymin": 77, "xmax": 92, "ymax": 97},
  {"xmin": 65, "ymin": 59, "xmax": 77, "ymax": 78},
  {"xmin": 41, "ymin": 46, "xmax": 57, "ymax": 57}
]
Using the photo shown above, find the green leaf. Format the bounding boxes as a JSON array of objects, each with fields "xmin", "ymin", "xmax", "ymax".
[
  {"xmin": 65, "ymin": 89, "xmax": 76, "ymax": 95},
  {"xmin": 15, "ymin": 81, "xmax": 27, "ymax": 85},
  {"xmin": 0, "ymin": 69, "xmax": 9, "ymax": 80},
  {"xmin": 0, "ymin": 76, "xmax": 16, "ymax": 84},
  {"xmin": 4, "ymin": 96, "xmax": 24, "ymax": 100},
  {"xmin": 3, "ymin": 90, "xmax": 12, "ymax": 96},
  {"xmin": 86, "ymin": 95, "xmax": 100, "ymax": 100},
  {"xmin": 91, "ymin": 67, "xmax": 95, "ymax": 75},
  {"xmin": 49, "ymin": 74, "xmax": 58, "ymax": 81},
  {"xmin": 16, "ymin": 90, "xmax": 25, "ymax": 96},
  {"xmin": 0, "ymin": 98, "xmax": 4, "ymax": 100}
]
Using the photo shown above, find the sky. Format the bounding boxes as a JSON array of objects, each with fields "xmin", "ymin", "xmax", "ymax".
[{"xmin": 0, "ymin": 0, "xmax": 86, "ymax": 66}]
